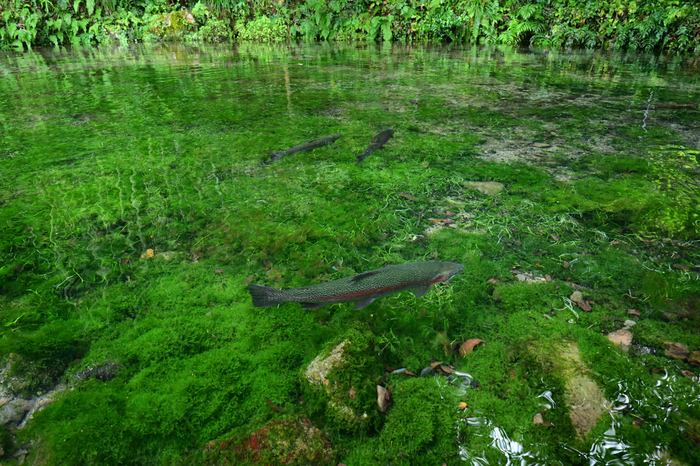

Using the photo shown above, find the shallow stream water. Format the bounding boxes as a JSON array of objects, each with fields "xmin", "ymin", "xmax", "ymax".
[{"xmin": 1, "ymin": 43, "xmax": 699, "ymax": 464}]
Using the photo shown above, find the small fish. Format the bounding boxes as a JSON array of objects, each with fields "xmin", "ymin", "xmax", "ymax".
[
  {"xmin": 248, "ymin": 261, "xmax": 463, "ymax": 310},
  {"xmin": 268, "ymin": 134, "xmax": 342, "ymax": 161},
  {"xmin": 357, "ymin": 129, "xmax": 395, "ymax": 163}
]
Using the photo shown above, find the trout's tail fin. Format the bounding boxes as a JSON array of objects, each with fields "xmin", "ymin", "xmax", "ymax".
[
  {"xmin": 269, "ymin": 151, "xmax": 285, "ymax": 162},
  {"xmin": 356, "ymin": 150, "xmax": 370, "ymax": 163},
  {"xmin": 248, "ymin": 284, "xmax": 283, "ymax": 307}
]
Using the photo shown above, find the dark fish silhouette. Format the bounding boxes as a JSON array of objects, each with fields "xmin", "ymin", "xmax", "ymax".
[
  {"xmin": 248, "ymin": 261, "xmax": 463, "ymax": 310},
  {"xmin": 268, "ymin": 134, "xmax": 342, "ymax": 161},
  {"xmin": 357, "ymin": 129, "xmax": 395, "ymax": 163}
]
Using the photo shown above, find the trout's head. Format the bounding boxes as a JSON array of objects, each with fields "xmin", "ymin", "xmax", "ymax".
[
  {"xmin": 429, "ymin": 262, "xmax": 464, "ymax": 285},
  {"xmin": 442, "ymin": 262, "xmax": 464, "ymax": 280}
]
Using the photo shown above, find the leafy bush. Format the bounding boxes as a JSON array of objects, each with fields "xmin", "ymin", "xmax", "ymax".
[{"xmin": 235, "ymin": 15, "xmax": 287, "ymax": 41}]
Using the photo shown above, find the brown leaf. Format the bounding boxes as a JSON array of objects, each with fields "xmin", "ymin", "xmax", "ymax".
[
  {"xmin": 439, "ymin": 365, "xmax": 455, "ymax": 374},
  {"xmin": 627, "ymin": 309, "xmax": 641, "ymax": 317},
  {"xmin": 265, "ymin": 398, "xmax": 284, "ymax": 413},
  {"xmin": 243, "ymin": 276, "xmax": 254, "ymax": 285},
  {"xmin": 688, "ymin": 351, "xmax": 700, "ymax": 367},
  {"xmin": 562, "ymin": 260, "xmax": 570, "ymax": 268},
  {"xmin": 430, "ymin": 361, "xmax": 443, "ymax": 368},
  {"xmin": 672, "ymin": 263, "xmax": 689, "ymax": 271},
  {"xmin": 664, "ymin": 342, "xmax": 690, "ymax": 360},
  {"xmin": 459, "ymin": 339, "xmax": 485, "ymax": 357},
  {"xmin": 398, "ymin": 193, "xmax": 416, "ymax": 199},
  {"xmin": 550, "ymin": 233, "xmax": 560, "ymax": 241},
  {"xmin": 681, "ymin": 370, "xmax": 696, "ymax": 380},
  {"xmin": 533, "ymin": 411, "xmax": 552, "ymax": 427},
  {"xmin": 578, "ymin": 300, "xmax": 592, "ymax": 312},
  {"xmin": 403, "ymin": 370, "xmax": 418, "ymax": 377},
  {"xmin": 487, "ymin": 278, "xmax": 500, "ymax": 284},
  {"xmin": 214, "ymin": 268, "xmax": 223, "ymax": 274}
]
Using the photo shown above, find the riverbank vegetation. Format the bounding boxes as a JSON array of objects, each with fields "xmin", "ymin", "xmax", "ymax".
[{"xmin": 2, "ymin": 0, "xmax": 699, "ymax": 52}]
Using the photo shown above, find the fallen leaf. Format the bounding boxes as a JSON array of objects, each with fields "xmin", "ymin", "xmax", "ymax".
[
  {"xmin": 672, "ymin": 263, "xmax": 689, "ymax": 271},
  {"xmin": 459, "ymin": 339, "xmax": 485, "ymax": 357},
  {"xmin": 550, "ymin": 233, "xmax": 560, "ymax": 241},
  {"xmin": 562, "ymin": 260, "xmax": 570, "ymax": 268},
  {"xmin": 266, "ymin": 398, "xmax": 284, "ymax": 413},
  {"xmin": 578, "ymin": 300, "xmax": 592, "ymax": 312},
  {"xmin": 570, "ymin": 291, "xmax": 584, "ymax": 302},
  {"xmin": 681, "ymin": 370, "xmax": 696, "ymax": 380},
  {"xmin": 627, "ymin": 309, "xmax": 641, "ymax": 317},
  {"xmin": 403, "ymin": 370, "xmax": 418, "ymax": 377},
  {"xmin": 243, "ymin": 276, "xmax": 254, "ymax": 285},
  {"xmin": 664, "ymin": 342, "xmax": 690, "ymax": 360},
  {"xmin": 533, "ymin": 411, "xmax": 552, "ymax": 426},
  {"xmin": 487, "ymin": 278, "xmax": 500, "ymax": 284},
  {"xmin": 430, "ymin": 361, "xmax": 443, "ymax": 368},
  {"xmin": 688, "ymin": 351, "xmax": 700, "ymax": 367},
  {"xmin": 214, "ymin": 268, "xmax": 223, "ymax": 274},
  {"xmin": 439, "ymin": 365, "xmax": 455, "ymax": 374},
  {"xmin": 397, "ymin": 193, "xmax": 416, "ymax": 199},
  {"xmin": 141, "ymin": 248, "xmax": 154, "ymax": 259}
]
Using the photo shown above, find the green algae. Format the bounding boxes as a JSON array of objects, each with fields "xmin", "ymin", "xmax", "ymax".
[{"xmin": 1, "ymin": 43, "xmax": 700, "ymax": 464}]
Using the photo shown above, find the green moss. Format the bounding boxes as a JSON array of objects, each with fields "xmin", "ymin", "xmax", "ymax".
[{"xmin": 3, "ymin": 44, "xmax": 700, "ymax": 465}]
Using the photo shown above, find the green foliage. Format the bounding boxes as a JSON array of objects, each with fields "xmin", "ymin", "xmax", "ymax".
[
  {"xmin": 1, "ymin": 0, "xmax": 699, "ymax": 50},
  {"xmin": 235, "ymin": 15, "xmax": 287, "ymax": 41}
]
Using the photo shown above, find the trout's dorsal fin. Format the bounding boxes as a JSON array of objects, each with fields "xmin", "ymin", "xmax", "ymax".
[
  {"xmin": 412, "ymin": 284, "xmax": 432, "ymax": 298},
  {"xmin": 350, "ymin": 270, "xmax": 381, "ymax": 282}
]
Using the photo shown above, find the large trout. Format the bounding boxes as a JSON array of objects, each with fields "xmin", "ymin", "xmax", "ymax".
[
  {"xmin": 248, "ymin": 261, "xmax": 463, "ymax": 310},
  {"xmin": 268, "ymin": 134, "xmax": 342, "ymax": 161}
]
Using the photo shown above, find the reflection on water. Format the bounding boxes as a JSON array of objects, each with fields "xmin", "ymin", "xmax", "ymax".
[{"xmin": 458, "ymin": 369, "xmax": 699, "ymax": 465}]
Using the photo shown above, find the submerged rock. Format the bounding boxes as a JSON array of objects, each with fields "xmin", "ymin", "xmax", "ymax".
[
  {"xmin": 205, "ymin": 416, "xmax": 332, "ymax": 465},
  {"xmin": 558, "ymin": 342, "xmax": 610, "ymax": 439},
  {"xmin": 304, "ymin": 339, "xmax": 369, "ymax": 425},
  {"xmin": 305, "ymin": 341, "xmax": 347, "ymax": 386},
  {"xmin": 462, "ymin": 181, "xmax": 505, "ymax": 196},
  {"xmin": 607, "ymin": 329, "xmax": 633, "ymax": 347}
]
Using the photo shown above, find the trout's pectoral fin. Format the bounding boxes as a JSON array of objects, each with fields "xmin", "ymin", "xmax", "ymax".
[
  {"xmin": 412, "ymin": 284, "xmax": 432, "ymax": 298},
  {"xmin": 302, "ymin": 303, "xmax": 324, "ymax": 310},
  {"xmin": 353, "ymin": 298, "xmax": 375, "ymax": 310}
]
